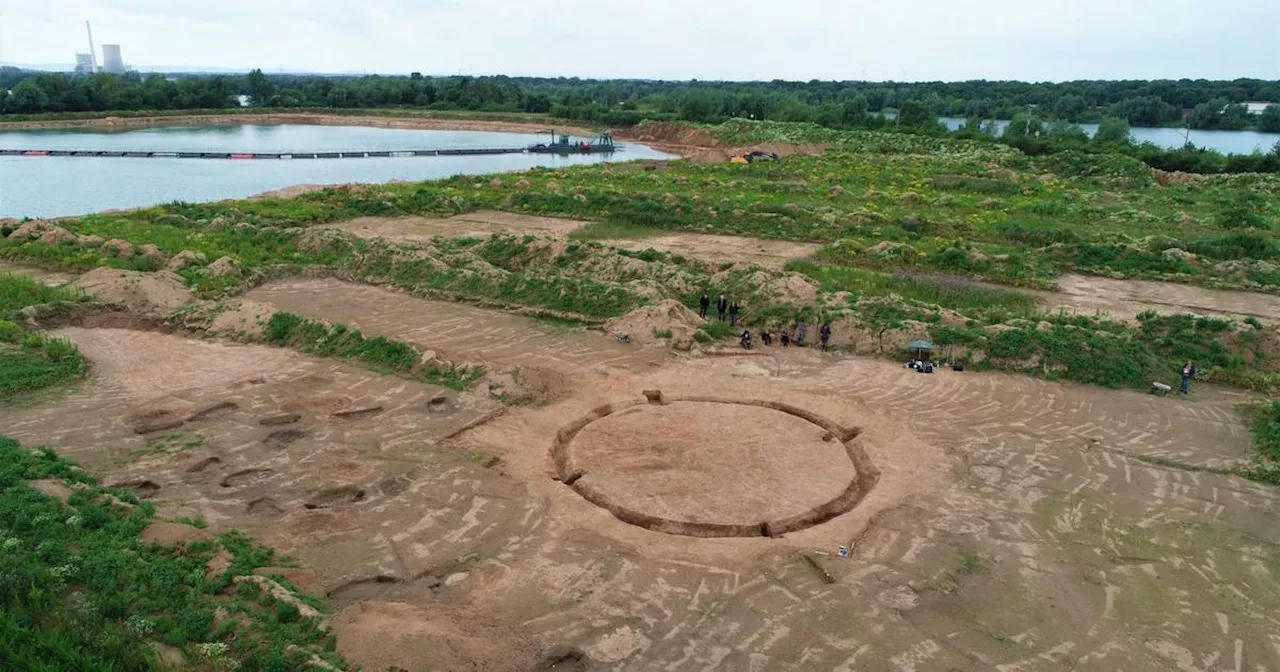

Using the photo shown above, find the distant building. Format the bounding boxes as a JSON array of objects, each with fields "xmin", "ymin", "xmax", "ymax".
[
  {"xmin": 1244, "ymin": 101, "xmax": 1274, "ymax": 115},
  {"xmin": 74, "ymin": 53, "xmax": 94, "ymax": 74},
  {"xmin": 102, "ymin": 44, "xmax": 124, "ymax": 73}
]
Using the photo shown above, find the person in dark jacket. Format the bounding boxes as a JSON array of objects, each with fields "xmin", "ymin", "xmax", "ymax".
[
  {"xmin": 760, "ymin": 329, "xmax": 772, "ymax": 346},
  {"xmin": 728, "ymin": 301, "xmax": 740, "ymax": 326},
  {"xmin": 1181, "ymin": 360, "xmax": 1196, "ymax": 394},
  {"xmin": 819, "ymin": 323, "xmax": 831, "ymax": 351},
  {"xmin": 717, "ymin": 295, "xmax": 728, "ymax": 321},
  {"xmin": 779, "ymin": 327, "xmax": 790, "ymax": 347},
  {"xmin": 698, "ymin": 294, "xmax": 710, "ymax": 319}
]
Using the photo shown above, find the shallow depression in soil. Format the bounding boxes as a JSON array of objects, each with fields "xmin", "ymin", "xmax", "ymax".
[{"xmin": 569, "ymin": 401, "xmax": 856, "ymax": 526}]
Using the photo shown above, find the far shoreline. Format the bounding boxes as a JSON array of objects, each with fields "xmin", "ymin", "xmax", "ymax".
[{"xmin": 0, "ymin": 111, "xmax": 599, "ymax": 138}]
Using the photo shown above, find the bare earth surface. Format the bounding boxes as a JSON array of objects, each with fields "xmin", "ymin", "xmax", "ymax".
[
  {"xmin": 604, "ymin": 232, "xmax": 820, "ymax": 270},
  {"xmin": 325, "ymin": 210, "xmax": 590, "ymax": 244},
  {"xmin": 0, "ymin": 260, "xmax": 77, "ymax": 285},
  {"xmin": 5, "ymin": 266, "xmax": 1277, "ymax": 671},
  {"xmin": 325, "ymin": 211, "xmax": 820, "ymax": 270},
  {"xmin": 1035, "ymin": 273, "xmax": 1280, "ymax": 324},
  {"xmin": 568, "ymin": 401, "xmax": 856, "ymax": 525},
  {"xmin": 245, "ymin": 277, "xmax": 667, "ymax": 372}
]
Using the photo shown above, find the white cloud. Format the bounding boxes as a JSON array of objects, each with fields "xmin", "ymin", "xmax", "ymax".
[{"xmin": 0, "ymin": 0, "xmax": 1276, "ymax": 80}]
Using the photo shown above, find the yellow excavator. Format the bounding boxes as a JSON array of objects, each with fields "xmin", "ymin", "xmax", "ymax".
[{"xmin": 730, "ymin": 150, "xmax": 780, "ymax": 164}]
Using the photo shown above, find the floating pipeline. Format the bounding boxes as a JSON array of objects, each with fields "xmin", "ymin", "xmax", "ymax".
[{"xmin": 0, "ymin": 144, "xmax": 623, "ymax": 160}]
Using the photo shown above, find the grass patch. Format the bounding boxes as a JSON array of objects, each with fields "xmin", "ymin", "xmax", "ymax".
[
  {"xmin": 0, "ymin": 435, "xmax": 348, "ymax": 670},
  {"xmin": 697, "ymin": 321, "xmax": 736, "ymax": 342},
  {"xmin": 787, "ymin": 261, "xmax": 1037, "ymax": 316},
  {"xmin": 0, "ymin": 272, "xmax": 86, "ymax": 316},
  {"xmin": 568, "ymin": 220, "xmax": 666, "ymax": 241},
  {"xmin": 263, "ymin": 312, "xmax": 484, "ymax": 391},
  {"xmin": 0, "ymin": 322, "xmax": 85, "ymax": 402}
]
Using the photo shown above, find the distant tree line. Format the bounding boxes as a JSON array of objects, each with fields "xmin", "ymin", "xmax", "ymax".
[
  {"xmin": 3, "ymin": 67, "xmax": 1278, "ymax": 130},
  {"xmin": 2, "ymin": 67, "xmax": 1278, "ymax": 172}
]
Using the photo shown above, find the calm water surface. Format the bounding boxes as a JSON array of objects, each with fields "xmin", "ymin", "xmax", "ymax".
[
  {"xmin": 0, "ymin": 124, "xmax": 674, "ymax": 218},
  {"xmin": 937, "ymin": 117, "xmax": 1280, "ymax": 154}
]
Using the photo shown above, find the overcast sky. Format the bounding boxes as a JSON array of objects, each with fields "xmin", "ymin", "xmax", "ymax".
[{"xmin": 2, "ymin": 0, "xmax": 1277, "ymax": 81}]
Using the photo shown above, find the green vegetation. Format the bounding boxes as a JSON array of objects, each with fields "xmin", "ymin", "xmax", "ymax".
[
  {"xmin": 786, "ymin": 262, "xmax": 1037, "ymax": 316},
  {"xmin": 568, "ymin": 220, "xmax": 665, "ymax": 241},
  {"xmin": 4, "ymin": 120, "xmax": 1280, "ymax": 396},
  {"xmin": 0, "ymin": 326, "xmax": 85, "ymax": 401},
  {"xmin": 0, "ymin": 274, "xmax": 88, "ymax": 402},
  {"xmin": 0, "ymin": 435, "xmax": 347, "ymax": 670},
  {"xmin": 6, "ymin": 69, "xmax": 1279, "ymax": 173},
  {"xmin": 1250, "ymin": 401, "xmax": 1280, "ymax": 466},
  {"xmin": 263, "ymin": 311, "xmax": 484, "ymax": 390},
  {"xmin": 0, "ymin": 272, "xmax": 85, "ymax": 314}
]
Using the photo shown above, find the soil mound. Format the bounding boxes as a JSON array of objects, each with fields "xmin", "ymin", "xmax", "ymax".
[
  {"xmin": 617, "ymin": 121, "xmax": 720, "ymax": 148},
  {"xmin": 603, "ymin": 300, "xmax": 703, "ymax": 348},
  {"xmin": 207, "ymin": 300, "xmax": 278, "ymax": 340},
  {"xmin": 69, "ymin": 268, "xmax": 193, "ymax": 313},
  {"xmin": 768, "ymin": 274, "xmax": 820, "ymax": 306}
]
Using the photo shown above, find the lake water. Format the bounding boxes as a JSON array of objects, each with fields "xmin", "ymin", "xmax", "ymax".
[
  {"xmin": 0, "ymin": 124, "xmax": 674, "ymax": 219},
  {"xmin": 937, "ymin": 117, "xmax": 1280, "ymax": 154}
]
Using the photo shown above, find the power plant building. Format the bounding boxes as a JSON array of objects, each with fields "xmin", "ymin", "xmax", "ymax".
[
  {"xmin": 74, "ymin": 53, "xmax": 95, "ymax": 73},
  {"xmin": 102, "ymin": 44, "xmax": 124, "ymax": 73}
]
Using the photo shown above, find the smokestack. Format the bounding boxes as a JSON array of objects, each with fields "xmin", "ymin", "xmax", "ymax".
[{"xmin": 86, "ymin": 21, "xmax": 98, "ymax": 73}]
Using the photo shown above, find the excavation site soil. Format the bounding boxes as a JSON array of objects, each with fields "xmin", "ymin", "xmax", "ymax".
[{"xmin": 4, "ymin": 224, "xmax": 1280, "ymax": 669}]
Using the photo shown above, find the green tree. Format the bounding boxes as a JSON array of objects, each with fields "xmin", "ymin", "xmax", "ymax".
[
  {"xmin": 1187, "ymin": 98, "xmax": 1226, "ymax": 129},
  {"xmin": 244, "ymin": 69, "xmax": 275, "ymax": 106},
  {"xmin": 1046, "ymin": 119, "xmax": 1088, "ymax": 144},
  {"xmin": 1003, "ymin": 112, "xmax": 1044, "ymax": 138},
  {"xmin": 1052, "ymin": 94, "xmax": 1088, "ymax": 121},
  {"xmin": 897, "ymin": 100, "xmax": 932, "ymax": 127},
  {"xmin": 841, "ymin": 95, "xmax": 869, "ymax": 125},
  {"xmin": 1220, "ymin": 103, "xmax": 1250, "ymax": 130},
  {"xmin": 1093, "ymin": 116, "xmax": 1131, "ymax": 145},
  {"xmin": 678, "ymin": 90, "xmax": 719, "ymax": 122},
  {"xmin": 1257, "ymin": 105, "xmax": 1280, "ymax": 133},
  {"xmin": 7, "ymin": 80, "xmax": 49, "ymax": 113}
]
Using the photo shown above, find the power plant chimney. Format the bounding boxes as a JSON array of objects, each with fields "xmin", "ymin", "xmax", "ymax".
[{"xmin": 85, "ymin": 21, "xmax": 98, "ymax": 73}]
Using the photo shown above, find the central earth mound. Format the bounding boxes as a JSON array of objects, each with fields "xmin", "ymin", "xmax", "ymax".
[{"xmin": 555, "ymin": 397, "xmax": 875, "ymax": 537}]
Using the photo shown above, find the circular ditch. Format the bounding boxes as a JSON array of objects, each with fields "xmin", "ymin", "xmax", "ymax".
[{"xmin": 551, "ymin": 393, "xmax": 879, "ymax": 538}]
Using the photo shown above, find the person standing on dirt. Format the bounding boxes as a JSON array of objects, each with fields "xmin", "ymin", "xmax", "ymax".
[
  {"xmin": 698, "ymin": 293, "xmax": 710, "ymax": 319},
  {"xmin": 795, "ymin": 321, "xmax": 807, "ymax": 347},
  {"xmin": 780, "ymin": 326, "xmax": 790, "ymax": 347},
  {"xmin": 729, "ymin": 301, "xmax": 740, "ymax": 326},
  {"xmin": 761, "ymin": 329, "xmax": 772, "ymax": 346},
  {"xmin": 1181, "ymin": 360, "xmax": 1197, "ymax": 394},
  {"xmin": 820, "ymin": 323, "xmax": 831, "ymax": 351},
  {"xmin": 717, "ymin": 295, "xmax": 728, "ymax": 322}
]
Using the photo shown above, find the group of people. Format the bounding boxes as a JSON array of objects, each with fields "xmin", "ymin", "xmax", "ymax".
[
  {"xmin": 698, "ymin": 295, "xmax": 833, "ymax": 351},
  {"xmin": 699, "ymin": 294, "xmax": 743, "ymax": 326},
  {"xmin": 905, "ymin": 359, "xmax": 936, "ymax": 373},
  {"xmin": 740, "ymin": 322, "xmax": 832, "ymax": 351}
]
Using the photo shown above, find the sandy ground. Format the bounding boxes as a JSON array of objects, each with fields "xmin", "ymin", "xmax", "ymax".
[
  {"xmin": 325, "ymin": 211, "xmax": 819, "ymax": 270},
  {"xmin": 606, "ymin": 232, "xmax": 819, "ymax": 270},
  {"xmin": 3, "ymin": 281, "xmax": 1274, "ymax": 670},
  {"xmin": 0, "ymin": 113, "xmax": 593, "ymax": 137},
  {"xmin": 1034, "ymin": 273, "xmax": 1280, "ymax": 324},
  {"xmin": 0, "ymin": 260, "xmax": 77, "ymax": 286},
  {"xmin": 568, "ymin": 400, "xmax": 857, "ymax": 526},
  {"xmin": 324, "ymin": 210, "xmax": 590, "ymax": 244},
  {"xmin": 4, "ymin": 236, "xmax": 1280, "ymax": 669}
]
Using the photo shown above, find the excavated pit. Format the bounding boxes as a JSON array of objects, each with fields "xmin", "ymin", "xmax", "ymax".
[{"xmin": 551, "ymin": 393, "xmax": 879, "ymax": 537}]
